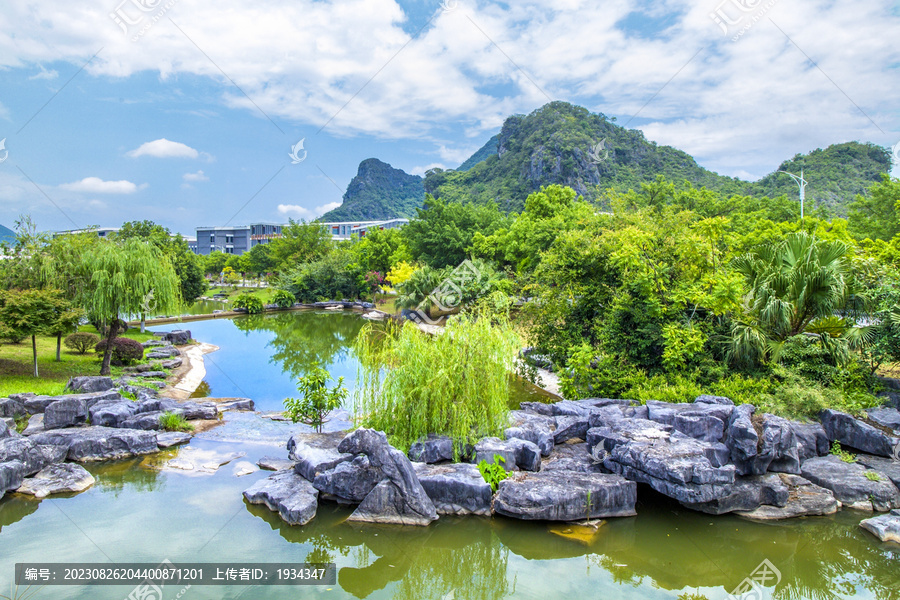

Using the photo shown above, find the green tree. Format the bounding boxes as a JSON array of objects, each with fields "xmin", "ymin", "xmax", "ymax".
[
  {"xmin": 283, "ymin": 364, "xmax": 348, "ymax": 433},
  {"xmin": 848, "ymin": 174, "xmax": 900, "ymax": 241},
  {"xmin": 268, "ymin": 219, "xmax": 333, "ymax": 272},
  {"xmin": 202, "ymin": 251, "xmax": 229, "ymax": 277},
  {"xmin": 76, "ymin": 239, "xmax": 181, "ymax": 375},
  {"xmin": 243, "ymin": 243, "xmax": 277, "ymax": 278},
  {"xmin": 351, "ymin": 228, "xmax": 411, "ymax": 274},
  {"xmin": 0, "ymin": 289, "xmax": 81, "ymax": 376}
]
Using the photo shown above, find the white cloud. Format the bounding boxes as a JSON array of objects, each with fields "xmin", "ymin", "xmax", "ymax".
[
  {"xmin": 277, "ymin": 202, "xmax": 342, "ymax": 219},
  {"xmin": 183, "ymin": 170, "xmax": 209, "ymax": 182},
  {"xmin": 28, "ymin": 65, "xmax": 57, "ymax": 80},
  {"xmin": 59, "ymin": 177, "xmax": 144, "ymax": 194},
  {"xmin": 126, "ymin": 139, "xmax": 199, "ymax": 159},
  {"xmin": 409, "ymin": 163, "xmax": 445, "ymax": 176}
]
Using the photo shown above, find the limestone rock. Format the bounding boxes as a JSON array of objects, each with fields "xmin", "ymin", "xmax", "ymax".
[
  {"xmin": 859, "ymin": 509, "xmax": 900, "ymax": 543},
  {"xmin": 505, "ymin": 410, "xmax": 555, "ymax": 456},
  {"xmin": 288, "ymin": 432, "xmax": 353, "ymax": 481},
  {"xmin": 0, "ymin": 437, "xmax": 47, "ymax": 475},
  {"xmin": 736, "ymin": 474, "xmax": 840, "ymax": 520},
  {"xmin": 681, "ymin": 474, "xmax": 788, "ymax": 515},
  {"xmin": 493, "ymin": 470, "xmax": 637, "ymax": 521},
  {"xmin": 29, "ymin": 427, "xmax": 158, "ymax": 462},
  {"xmin": 243, "ymin": 470, "xmax": 318, "ymax": 526},
  {"xmin": 800, "ymin": 455, "xmax": 900, "ymax": 511},
  {"xmin": 65, "ymin": 376, "xmax": 114, "ymax": 394},
  {"xmin": 16, "ymin": 463, "xmax": 95, "ymax": 498},
  {"xmin": 257, "ymin": 456, "xmax": 295, "ymax": 472},
  {"xmin": 820, "ymin": 409, "xmax": 899, "ymax": 458},
  {"xmin": 413, "ymin": 462, "xmax": 492, "ymax": 516},
  {"xmin": 408, "ymin": 435, "xmax": 454, "ymax": 464},
  {"xmin": 43, "ymin": 398, "xmax": 88, "ymax": 430},
  {"xmin": 473, "ymin": 437, "xmax": 542, "ymax": 472},
  {"xmin": 312, "ymin": 455, "xmax": 382, "ymax": 504},
  {"xmin": 157, "ymin": 431, "xmax": 193, "ymax": 448}
]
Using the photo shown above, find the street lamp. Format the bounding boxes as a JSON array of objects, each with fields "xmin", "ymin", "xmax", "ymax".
[{"xmin": 777, "ymin": 169, "xmax": 808, "ymax": 219}]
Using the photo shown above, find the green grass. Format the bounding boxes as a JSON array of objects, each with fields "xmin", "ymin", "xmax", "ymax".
[
  {"xmin": 206, "ymin": 286, "xmax": 277, "ymax": 304},
  {"xmin": 864, "ymin": 471, "xmax": 883, "ymax": 482},
  {"xmin": 159, "ymin": 411, "xmax": 194, "ymax": 432},
  {"xmin": 0, "ymin": 326, "xmax": 162, "ymax": 397}
]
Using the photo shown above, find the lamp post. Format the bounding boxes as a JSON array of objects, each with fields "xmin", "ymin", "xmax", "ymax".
[{"xmin": 777, "ymin": 169, "xmax": 808, "ymax": 219}]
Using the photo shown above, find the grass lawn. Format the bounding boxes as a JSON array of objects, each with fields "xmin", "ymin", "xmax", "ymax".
[
  {"xmin": 205, "ymin": 285, "xmax": 277, "ymax": 304},
  {"xmin": 0, "ymin": 326, "xmax": 159, "ymax": 397},
  {"xmin": 373, "ymin": 294, "xmax": 399, "ymax": 315}
]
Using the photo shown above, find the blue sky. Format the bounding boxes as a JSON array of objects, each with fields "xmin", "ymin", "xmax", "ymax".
[{"xmin": 1, "ymin": 0, "xmax": 898, "ymax": 236}]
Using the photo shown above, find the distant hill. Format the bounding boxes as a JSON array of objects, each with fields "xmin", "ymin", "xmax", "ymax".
[
  {"xmin": 319, "ymin": 158, "xmax": 424, "ymax": 221},
  {"xmin": 458, "ymin": 135, "xmax": 499, "ymax": 172},
  {"xmin": 0, "ymin": 223, "xmax": 16, "ymax": 245}
]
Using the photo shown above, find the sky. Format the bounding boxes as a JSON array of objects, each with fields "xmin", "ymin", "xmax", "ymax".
[{"xmin": 0, "ymin": 0, "xmax": 899, "ymax": 237}]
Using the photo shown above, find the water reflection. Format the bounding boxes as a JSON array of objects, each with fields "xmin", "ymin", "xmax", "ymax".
[
  {"xmin": 86, "ymin": 456, "xmax": 166, "ymax": 495},
  {"xmin": 0, "ymin": 496, "xmax": 40, "ymax": 534}
]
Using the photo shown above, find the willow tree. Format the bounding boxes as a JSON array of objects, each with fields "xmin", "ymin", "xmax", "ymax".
[{"xmin": 77, "ymin": 239, "xmax": 181, "ymax": 375}]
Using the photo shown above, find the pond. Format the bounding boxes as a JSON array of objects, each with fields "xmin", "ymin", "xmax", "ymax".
[{"xmin": 1, "ymin": 311, "xmax": 898, "ymax": 600}]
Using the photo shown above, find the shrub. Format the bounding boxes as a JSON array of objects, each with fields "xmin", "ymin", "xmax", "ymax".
[
  {"xmin": 271, "ymin": 289, "xmax": 296, "ymax": 309},
  {"xmin": 64, "ymin": 332, "xmax": 100, "ymax": 354},
  {"xmin": 95, "ymin": 337, "xmax": 144, "ymax": 365},
  {"xmin": 159, "ymin": 411, "xmax": 194, "ymax": 432},
  {"xmin": 478, "ymin": 455, "xmax": 509, "ymax": 492},
  {"xmin": 355, "ymin": 313, "xmax": 521, "ymax": 458},
  {"xmin": 283, "ymin": 365, "xmax": 348, "ymax": 433},
  {"xmin": 233, "ymin": 293, "xmax": 265, "ymax": 314}
]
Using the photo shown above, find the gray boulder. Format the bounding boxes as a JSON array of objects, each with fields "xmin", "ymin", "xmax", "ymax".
[
  {"xmin": 43, "ymin": 398, "xmax": 88, "ymax": 430},
  {"xmin": 180, "ymin": 402, "xmax": 218, "ymax": 420},
  {"xmin": 673, "ymin": 414, "xmax": 725, "ymax": 444},
  {"xmin": 0, "ymin": 437, "xmax": 46, "ymax": 475},
  {"xmin": 586, "ymin": 418, "xmax": 673, "ymax": 451},
  {"xmin": 121, "ymin": 411, "xmax": 171, "ymax": 431},
  {"xmin": 725, "ymin": 404, "xmax": 760, "ymax": 475},
  {"xmin": 288, "ymin": 432, "xmax": 353, "ymax": 481},
  {"xmin": 16, "ymin": 463, "xmax": 95, "ymax": 498},
  {"xmin": 0, "ymin": 398, "xmax": 26, "ymax": 419},
  {"xmin": 553, "ymin": 415, "xmax": 592, "ymax": 444},
  {"xmin": 857, "ymin": 455, "xmax": 900, "ymax": 489},
  {"xmin": 695, "ymin": 395, "xmax": 734, "ymax": 405},
  {"xmin": 820, "ymin": 409, "xmax": 899, "ymax": 458},
  {"xmin": 681, "ymin": 474, "xmax": 789, "ymax": 515},
  {"xmin": 736, "ymin": 474, "xmax": 840, "ymax": 519},
  {"xmin": 142, "ymin": 340, "xmax": 167, "ymax": 348},
  {"xmin": 160, "ymin": 358, "xmax": 183, "ymax": 369},
  {"xmin": 338, "ymin": 428, "xmax": 437, "ymax": 526},
  {"xmin": 90, "ymin": 400, "xmax": 139, "ymax": 428},
  {"xmin": 26, "ymin": 390, "xmax": 122, "ymax": 415},
  {"xmin": 0, "ymin": 420, "xmax": 12, "ymax": 440},
  {"xmin": 146, "ymin": 346, "xmax": 180, "ymax": 359},
  {"xmin": 312, "ymin": 455, "xmax": 382, "ymax": 504},
  {"xmin": 800, "ymin": 455, "xmax": 900, "ymax": 511},
  {"xmin": 257, "ymin": 456, "xmax": 295, "ymax": 472},
  {"xmin": 21, "ymin": 414, "xmax": 43, "ymax": 436},
  {"xmin": 1, "ymin": 417, "xmax": 14, "ymax": 432},
  {"xmin": 156, "ymin": 431, "xmax": 192, "ymax": 448},
  {"xmin": 128, "ymin": 371, "xmax": 168, "ymax": 379},
  {"xmin": 519, "ymin": 399, "xmax": 599, "ymax": 417},
  {"xmin": 758, "ymin": 414, "xmax": 801, "ymax": 474},
  {"xmin": 790, "ymin": 421, "xmax": 830, "ymax": 461},
  {"xmin": 1, "ymin": 461, "xmax": 27, "ymax": 497},
  {"xmin": 505, "ymin": 410, "xmax": 555, "ymax": 456},
  {"xmin": 412, "ymin": 462, "xmax": 492, "ymax": 516},
  {"xmin": 473, "ymin": 437, "xmax": 542, "ymax": 472},
  {"xmin": 161, "ymin": 330, "xmax": 191, "ymax": 345},
  {"xmin": 493, "ymin": 471, "xmax": 637, "ymax": 521},
  {"xmin": 38, "ymin": 444, "xmax": 68, "ymax": 465},
  {"xmin": 542, "ymin": 442, "xmax": 605, "ymax": 473},
  {"xmin": 859, "ymin": 509, "xmax": 900, "ymax": 543},
  {"xmin": 216, "ymin": 399, "xmax": 255, "ymax": 412},
  {"xmin": 865, "ymin": 407, "xmax": 900, "ymax": 431},
  {"xmin": 65, "ymin": 376, "xmax": 114, "ymax": 394},
  {"xmin": 29, "ymin": 427, "xmax": 158, "ymax": 462},
  {"xmin": 408, "ymin": 435, "xmax": 455, "ymax": 464},
  {"xmin": 587, "ymin": 405, "xmax": 627, "ymax": 429},
  {"xmin": 243, "ymin": 470, "xmax": 319, "ymax": 526}
]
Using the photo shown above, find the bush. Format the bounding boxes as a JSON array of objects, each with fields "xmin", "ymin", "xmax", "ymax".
[
  {"xmin": 355, "ymin": 313, "xmax": 521, "ymax": 458},
  {"xmin": 64, "ymin": 332, "xmax": 100, "ymax": 354},
  {"xmin": 95, "ymin": 337, "xmax": 144, "ymax": 365},
  {"xmin": 233, "ymin": 293, "xmax": 265, "ymax": 314},
  {"xmin": 159, "ymin": 411, "xmax": 194, "ymax": 432},
  {"xmin": 271, "ymin": 289, "xmax": 296, "ymax": 309}
]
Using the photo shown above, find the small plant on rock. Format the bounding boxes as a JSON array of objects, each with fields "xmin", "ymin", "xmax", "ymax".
[
  {"xmin": 283, "ymin": 365, "xmax": 348, "ymax": 433},
  {"xmin": 64, "ymin": 332, "xmax": 100, "ymax": 354},
  {"xmin": 864, "ymin": 471, "xmax": 883, "ymax": 482},
  {"xmin": 477, "ymin": 455, "xmax": 509, "ymax": 493},
  {"xmin": 159, "ymin": 411, "xmax": 194, "ymax": 432},
  {"xmin": 272, "ymin": 289, "xmax": 296, "ymax": 309},
  {"xmin": 830, "ymin": 440, "xmax": 857, "ymax": 463}
]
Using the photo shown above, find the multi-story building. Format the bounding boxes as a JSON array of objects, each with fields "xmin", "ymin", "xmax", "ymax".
[{"xmin": 195, "ymin": 225, "xmax": 251, "ymax": 256}]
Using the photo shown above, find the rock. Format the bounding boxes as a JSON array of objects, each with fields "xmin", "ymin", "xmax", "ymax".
[
  {"xmin": 21, "ymin": 414, "xmax": 43, "ymax": 436},
  {"xmin": 695, "ymin": 395, "xmax": 734, "ymax": 405},
  {"xmin": 43, "ymin": 398, "xmax": 88, "ymax": 430},
  {"xmin": 180, "ymin": 402, "xmax": 218, "ymax": 420},
  {"xmin": 146, "ymin": 346, "xmax": 180, "ymax": 360},
  {"xmin": 758, "ymin": 414, "xmax": 801, "ymax": 475},
  {"xmin": 820, "ymin": 409, "xmax": 899, "ymax": 458},
  {"xmin": 312, "ymin": 455, "xmax": 382, "ymax": 504},
  {"xmin": 128, "ymin": 371, "xmax": 168, "ymax": 379},
  {"xmin": 673, "ymin": 414, "xmax": 725, "ymax": 444},
  {"xmin": 164, "ymin": 448, "xmax": 245, "ymax": 474},
  {"xmin": 859, "ymin": 509, "xmax": 900, "ymax": 543},
  {"xmin": 646, "ymin": 401, "xmax": 692, "ymax": 426},
  {"xmin": 736, "ymin": 474, "xmax": 840, "ymax": 519},
  {"xmin": 1, "ymin": 461, "xmax": 27, "ymax": 497},
  {"xmin": 473, "ymin": 437, "xmax": 542, "ymax": 472},
  {"xmin": 542, "ymin": 442, "xmax": 606, "ymax": 473},
  {"xmin": 856, "ymin": 455, "xmax": 900, "ymax": 489},
  {"xmin": 232, "ymin": 461, "xmax": 259, "ymax": 477},
  {"xmin": 257, "ymin": 456, "xmax": 295, "ymax": 472},
  {"xmin": 725, "ymin": 404, "xmax": 759, "ymax": 475},
  {"xmin": 29, "ymin": 427, "xmax": 158, "ymax": 462},
  {"xmin": 16, "ymin": 464, "xmax": 95, "ymax": 498},
  {"xmin": 0, "ymin": 398, "xmax": 26, "ymax": 418},
  {"xmin": 157, "ymin": 431, "xmax": 193, "ymax": 448},
  {"xmin": 0, "ymin": 420, "xmax": 12, "ymax": 440},
  {"xmin": 160, "ymin": 358, "xmax": 183, "ymax": 369},
  {"xmin": 800, "ymin": 455, "xmax": 900, "ymax": 511},
  {"xmin": 412, "ymin": 462, "xmax": 492, "ymax": 516},
  {"xmin": 338, "ymin": 428, "xmax": 437, "ymax": 526},
  {"xmin": 865, "ymin": 407, "xmax": 900, "ymax": 431},
  {"xmin": 681, "ymin": 474, "xmax": 789, "ymax": 515},
  {"xmin": 89, "ymin": 400, "xmax": 139, "ymax": 428},
  {"xmin": 408, "ymin": 435, "xmax": 454, "ymax": 464},
  {"xmin": 243, "ymin": 470, "xmax": 319, "ymax": 526},
  {"xmin": 8, "ymin": 393, "xmax": 36, "ymax": 402},
  {"xmin": 288, "ymin": 432, "xmax": 353, "ymax": 481},
  {"xmin": 587, "ymin": 405, "xmax": 628, "ymax": 428},
  {"xmin": 590, "ymin": 419, "xmax": 736, "ymax": 504},
  {"xmin": 519, "ymin": 399, "xmax": 596, "ymax": 417},
  {"xmin": 1, "ymin": 417, "xmax": 14, "ymax": 432},
  {"xmin": 25, "ymin": 390, "xmax": 122, "ymax": 415},
  {"xmin": 0, "ymin": 437, "xmax": 46, "ymax": 475},
  {"xmin": 38, "ymin": 444, "xmax": 68, "ymax": 465},
  {"xmin": 789, "ymin": 421, "xmax": 830, "ymax": 461},
  {"xmin": 216, "ymin": 399, "xmax": 255, "ymax": 412},
  {"xmin": 161, "ymin": 330, "xmax": 191, "ymax": 345},
  {"xmin": 65, "ymin": 376, "xmax": 114, "ymax": 394},
  {"xmin": 554, "ymin": 415, "xmax": 592, "ymax": 444},
  {"xmin": 493, "ymin": 471, "xmax": 637, "ymax": 521},
  {"xmin": 135, "ymin": 398, "xmax": 179, "ymax": 413},
  {"xmin": 121, "ymin": 411, "xmax": 171, "ymax": 431},
  {"xmin": 505, "ymin": 410, "xmax": 555, "ymax": 456},
  {"xmin": 142, "ymin": 340, "xmax": 167, "ymax": 348}
]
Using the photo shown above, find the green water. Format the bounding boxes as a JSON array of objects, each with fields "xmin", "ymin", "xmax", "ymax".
[{"xmin": 2, "ymin": 312, "xmax": 898, "ymax": 599}]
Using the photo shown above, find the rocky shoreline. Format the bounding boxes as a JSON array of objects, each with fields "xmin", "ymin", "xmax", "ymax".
[{"xmin": 245, "ymin": 394, "xmax": 900, "ymax": 543}]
